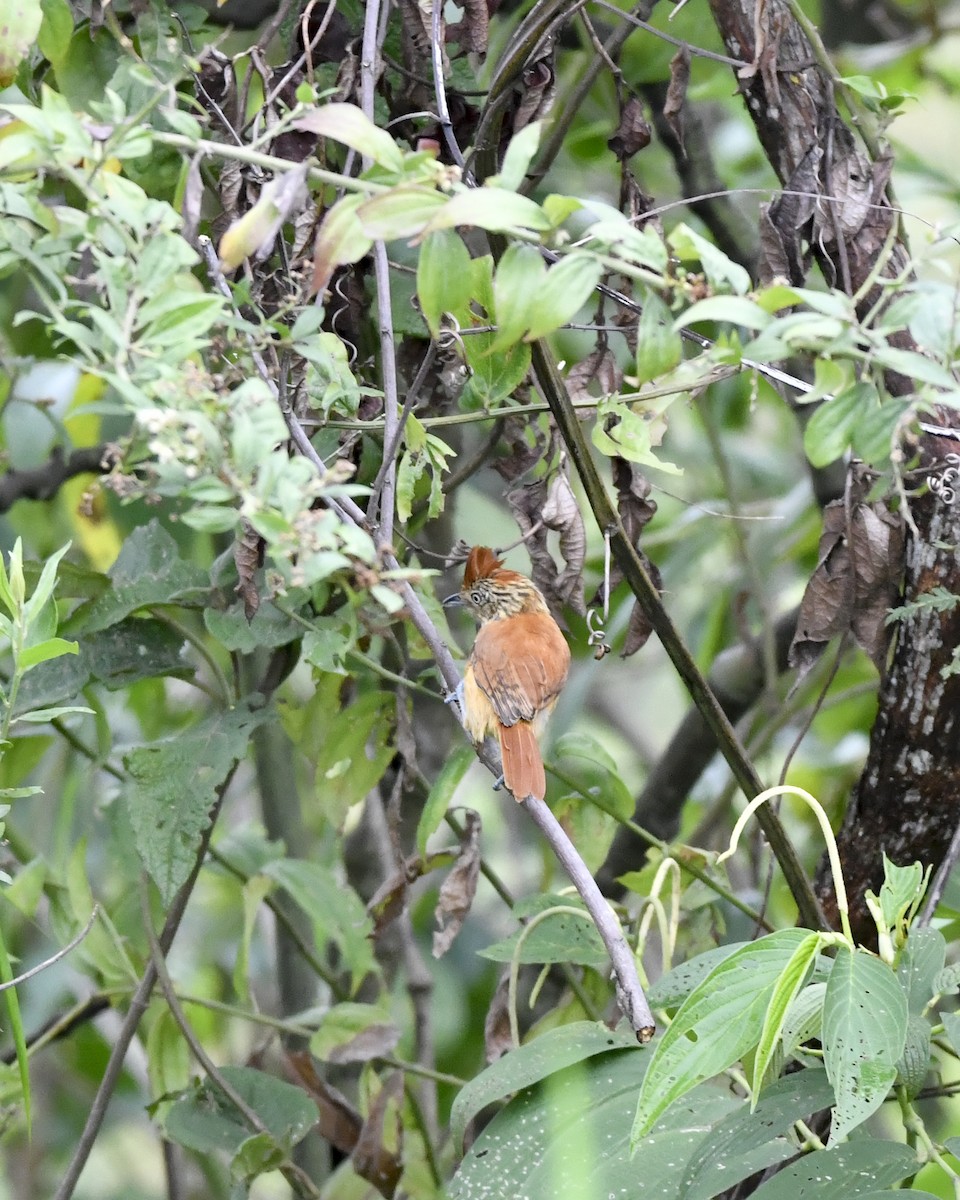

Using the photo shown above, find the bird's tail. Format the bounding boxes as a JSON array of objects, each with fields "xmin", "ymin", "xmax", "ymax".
[{"xmin": 499, "ymin": 720, "xmax": 545, "ymax": 802}]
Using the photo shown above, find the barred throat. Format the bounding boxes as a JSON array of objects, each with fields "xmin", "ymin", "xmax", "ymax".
[{"xmin": 474, "ymin": 574, "xmax": 550, "ymax": 621}]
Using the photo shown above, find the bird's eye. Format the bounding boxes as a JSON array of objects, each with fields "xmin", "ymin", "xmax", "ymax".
[{"xmin": 470, "ymin": 589, "xmax": 484, "ymax": 605}]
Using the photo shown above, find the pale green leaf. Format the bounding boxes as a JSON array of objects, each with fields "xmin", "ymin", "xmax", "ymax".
[
  {"xmin": 292, "ymin": 102, "xmax": 404, "ymax": 172},
  {"xmin": 424, "ymin": 187, "xmax": 552, "ymax": 235}
]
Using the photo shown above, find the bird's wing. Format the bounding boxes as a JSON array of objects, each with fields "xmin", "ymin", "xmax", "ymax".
[{"xmin": 471, "ymin": 614, "xmax": 570, "ymax": 727}]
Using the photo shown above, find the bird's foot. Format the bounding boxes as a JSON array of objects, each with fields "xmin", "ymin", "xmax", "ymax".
[
  {"xmin": 444, "ymin": 680, "xmax": 465, "ymax": 726},
  {"xmin": 491, "ymin": 773, "xmax": 504, "ymax": 792}
]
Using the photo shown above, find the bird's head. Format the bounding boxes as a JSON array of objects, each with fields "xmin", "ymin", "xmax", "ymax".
[{"xmin": 443, "ymin": 546, "xmax": 546, "ymax": 622}]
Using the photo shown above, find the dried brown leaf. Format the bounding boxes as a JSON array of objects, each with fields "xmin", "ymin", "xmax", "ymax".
[
  {"xmin": 326, "ymin": 1022, "xmax": 402, "ymax": 1066},
  {"xmin": 484, "ymin": 970, "xmax": 513, "ymax": 1063},
  {"xmin": 234, "ymin": 518, "xmax": 263, "ymax": 620},
  {"xmin": 453, "ymin": 0, "xmax": 489, "ymax": 56},
  {"xmin": 352, "ymin": 1071, "xmax": 404, "ymax": 1199},
  {"xmin": 608, "ymin": 96, "xmax": 651, "ymax": 161},
  {"xmin": 510, "ymin": 35, "xmax": 557, "ymax": 132},
  {"xmin": 542, "ymin": 471, "xmax": 586, "ymax": 614},
  {"xmin": 284, "ymin": 1051, "xmax": 362, "ymax": 1154},
  {"xmin": 663, "ymin": 46, "xmax": 690, "ymax": 154},
  {"xmin": 566, "ymin": 346, "xmax": 622, "ymax": 406},
  {"xmin": 367, "ymin": 848, "xmax": 458, "ymax": 939},
  {"xmin": 507, "ymin": 479, "xmax": 568, "ymax": 622},
  {"xmin": 849, "ymin": 500, "xmax": 904, "ymax": 670},
  {"xmin": 433, "ymin": 811, "xmax": 481, "ymax": 957},
  {"xmin": 493, "ymin": 414, "xmax": 548, "ymax": 484},
  {"xmin": 614, "ymin": 458, "xmax": 657, "ymax": 543}
]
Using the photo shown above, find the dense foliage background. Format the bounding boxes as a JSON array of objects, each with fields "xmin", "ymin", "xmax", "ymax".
[{"xmin": 2, "ymin": 0, "xmax": 960, "ymax": 1196}]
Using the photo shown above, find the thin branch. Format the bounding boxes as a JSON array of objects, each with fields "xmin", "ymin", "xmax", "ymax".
[
  {"xmin": 918, "ymin": 817, "xmax": 960, "ymax": 927},
  {"xmin": 0, "ymin": 446, "xmax": 116, "ymax": 514},
  {"xmin": 139, "ymin": 879, "xmax": 323, "ymax": 1199},
  {"xmin": 0, "ymin": 908, "xmax": 98, "ymax": 994},
  {"xmin": 530, "ymin": 341, "xmax": 827, "ymax": 931},
  {"xmin": 431, "ymin": 0, "xmax": 467, "ymax": 170},
  {"xmin": 589, "ymin": 0, "xmax": 752, "ymax": 67},
  {"xmin": 368, "ymin": 342, "xmax": 438, "ymax": 519},
  {"xmin": 54, "ymin": 770, "xmax": 237, "ymax": 1200}
]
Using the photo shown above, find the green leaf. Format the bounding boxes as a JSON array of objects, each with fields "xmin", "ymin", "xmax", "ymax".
[
  {"xmin": 668, "ymin": 222, "xmax": 751, "ymax": 294},
  {"xmin": 635, "ymin": 292, "xmax": 682, "ymax": 384},
  {"xmin": 164, "ymin": 1065, "xmax": 317, "ymax": 1157},
  {"xmin": 803, "ymin": 381, "xmax": 876, "ymax": 468},
  {"xmin": 0, "ymin": 0, "xmax": 43, "ymax": 87},
  {"xmin": 63, "ymin": 522, "xmax": 208, "ymax": 635},
  {"xmin": 18, "ymin": 636, "xmax": 78, "ymax": 670},
  {"xmin": 203, "ymin": 602, "xmax": 303, "ymax": 654},
  {"xmin": 489, "ymin": 121, "xmax": 542, "ymax": 191},
  {"xmin": 357, "ymin": 187, "xmax": 447, "ymax": 240},
  {"xmin": 477, "ymin": 896, "xmax": 608, "ymax": 968},
  {"xmin": 491, "ymin": 243, "xmax": 545, "ymax": 351},
  {"xmin": 752, "ymin": 932, "xmax": 821, "ymax": 1098},
  {"xmin": 416, "ymin": 229, "xmax": 473, "ymax": 338},
  {"xmin": 0, "ymin": 923, "xmax": 30, "ymax": 1135},
  {"xmin": 450, "ymin": 1020, "xmax": 642, "ymax": 1152},
  {"xmin": 850, "ymin": 396, "xmax": 909, "ymax": 466},
  {"xmin": 674, "ymin": 295, "xmax": 772, "ymax": 331},
  {"xmin": 424, "ymin": 187, "xmax": 552, "ymax": 235},
  {"xmin": 308, "ymin": 1001, "xmax": 400, "ymax": 1064},
  {"xmin": 747, "ymin": 1142, "xmax": 918, "ymax": 1200},
  {"xmin": 821, "ymin": 946, "xmax": 908, "ymax": 1142},
  {"xmin": 310, "ymin": 194, "xmax": 373, "ymax": 296},
  {"xmin": 38, "ymin": 0, "xmax": 73, "ymax": 67},
  {"xmin": 312, "ymin": 689, "xmax": 394, "ymax": 824},
  {"xmin": 292, "ymin": 102, "xmax": 404, "ymax": 172},
  {"xmin": 417, "ymin": 743, "xmax": 473, "ymax": 856},
  {"xmin": 646, "ymin": 942, "xmax": 752, "ymax": 1009},
  {"xmin": 867, "ymin": 854, "xmax": 927, "ymax": 940},
  {"xmin": 548, "ymin": 731, "xmax": 634, "ymax": 874},
  {"xmin": 895, "ymin": 1013, "xmax": 931, "ymax": 1099},
  {"xmin": 679, "ymin": 1070, "xmax": 836, "ymax": 1200},
  {"xmin": 125, "ymin": 703, "xmax": 268, "ymax": 904},
  {"xmin": 524, "ymin": 253, "xmax": 603, "ymax": 342},
  {"xmin": 632, "ymin": 929, "xmax": 811, "ymax": 1140},
  {"xmin": 261, "ymin": 858, "xmax": 377, "ymax": 993},
  {"xmin": 22, "ymin": 539, "xmax": 71, "ymax": 625}
]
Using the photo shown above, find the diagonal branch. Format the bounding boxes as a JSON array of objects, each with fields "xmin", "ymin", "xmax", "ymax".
[{"xmin": 0, "ymin": 446, "xmax": 116, "ymax": 514}]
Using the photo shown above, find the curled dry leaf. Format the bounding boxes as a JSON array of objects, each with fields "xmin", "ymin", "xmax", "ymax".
[
  {"xmin": 608, "ymin": 95, "xmax": 652, "ymax": 161},
  {"xmin": 507, "ymin": 478, "xmax": 568, "ymax": 622},
  {"xmin": 352, "ymin": 1071, "xmax": 404, "ymax": 1199},
  {"xmin": 542, "ymin": 471, "xmax": 586, "ymax": 615},
  {"xmin": 285, "ymin": 1050, "xmax": 363, "ymax": 1155},
  {"xmin": 493, "ymin": 413, "xmax": 549, "ymax": 484},
  {"xmin": 367, "ymin": 847, "xmax": 458, "ymax": 939},
  {"xmin": 566, "ymin": 345, "xmax": 622, "ymax": 406},
  {"xmin": 234, "ymin": 518, "xmax": 264, "ymax": 620},
  {"xmin": 484, "ymin": 970, "xmax": 513, "ymax": 1064},
  {"xmin": 453, "ymin": 0, "xmax": 490, "ymax": 56},
  {"xmin": 433, "ymin": 810, "xmax": 481, "ymax": 957},
  {"xmin": 663, "ymin": 45, "xmax": 690, "ymax": 155},
  {"xmin": 790, "ymin": 471, "xmax": 905, "ymax": 678}
]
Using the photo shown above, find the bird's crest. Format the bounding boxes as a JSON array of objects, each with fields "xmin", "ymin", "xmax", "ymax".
[{"xmin": 463, "ymin": 546, "xmax": 504, "ymax": 587}]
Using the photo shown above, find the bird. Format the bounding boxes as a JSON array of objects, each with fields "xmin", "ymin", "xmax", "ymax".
[{"xmin": 443, "ymin": 546, "xmax": 571, "ymax": 803}]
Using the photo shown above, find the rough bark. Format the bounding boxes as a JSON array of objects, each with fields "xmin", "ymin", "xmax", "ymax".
[{"xmin": 705, "ymin": 0, "xmax": 959, "ymax": 937}]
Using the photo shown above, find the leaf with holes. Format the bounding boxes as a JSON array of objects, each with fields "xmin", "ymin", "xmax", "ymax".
[
  {"xmin": 632, "ymin": 929, "xmax": 810, "ymax": 1141},
  {"xmin": 822, "ymin": 946, "xmax": 908, "ymax": 1142}
]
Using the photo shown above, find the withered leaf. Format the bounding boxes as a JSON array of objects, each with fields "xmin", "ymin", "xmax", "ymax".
[
  {"xmin": 494, "ymin": 414, "xmax": 548, "ymax": 484},
  {"xmin": 352, "ymin": 1071, "xmax": 404, "ymax": 1199},
  {"xmin": 614, "ymin": 458, "xmax": 657, "ymax": 543},
  {"xmin": 542, "ymin": 471, "xmax": 586, "ymax": 615},
  {"xmin": 234, "ymin": 518, "xmax": 264, "ymax": 620},
  {"xmin": 285, "ymin": 1051, "xmax": 361, "ymax": 1155},
  {"xmin": 622, "ymin": 560, "xmax": 662, "ymax": 658},
  {"xmin": 433, "ymin": 810, "xmax": 481, "ymax": 957},
  {"xmin": 453, "ymin": 0, "xmax": 489, "ymax": 56},
  {"xmin": 510, "ymin": 36, "xmax": 557, "ymax": 132},
  {"xmin": 484, "ymin": 970, "xmax": 513, "ymax": 1064},
  {"xmin": 507, "ymin": 478, "xmax": 569, "ymax": 622},
  {"xmin": 566, "ymin": 345, "xmax": 622, "ymax": 406},
  {"xmin": 790, "ymin": 487, "xmax": 904, "ymax": 678},
  {"xmin": 663, "ymin": 46, "xmax": 690, "ymax": 154},
  {"xmin": 608, "ymin": 96, "xmax": 651, "ymax": 160},
  {"xmin": 367, "ymin": 847, "xmax": 458, "ymax": 939}
]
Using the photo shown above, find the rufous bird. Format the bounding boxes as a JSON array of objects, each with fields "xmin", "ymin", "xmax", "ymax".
[{"xmin": 444, "ymin": 546, "xmax": 571, "ymax": 803}]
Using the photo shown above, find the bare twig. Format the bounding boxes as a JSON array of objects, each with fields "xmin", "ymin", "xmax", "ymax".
[
  {"xmin": 919, "ymin": 818, "xmax": 960, "ymax": 927},
  {"xmin": 431, "ymin": 0, "xmax": 467, "ymax": 170},
  {"xmin": 367, "ymin": 342, "xmax": 437, "ymax": 522},
  {"xmin": 0, "ymin": 446, "xmax": 115, "ymax": 514},
  {"xmin": 0, "ymin": 908, "xmax": 98, "ymax": 994},
  {"xmin": 589, "ymin": 0, "xmax": 751, "ymax": 67}
]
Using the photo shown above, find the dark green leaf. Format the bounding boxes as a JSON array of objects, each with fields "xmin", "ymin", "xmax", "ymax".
[
  {"xmin": 417, "ymin": 743, "xmax": 473, "ymax": 856},
  {"xmin": 803, "ymin": 382, "xmax": 876, "ymax": 468},
  {"xmin": 748, "ymin": 1142, "xmax": 918, "ymax": 1200},
  {"xmin": 125, "ymin": 703, "xmax": 268, "ymax": 904},
  {"xmin": 416, "ymin": 229, "xmax": 474, "ymax": 338}
]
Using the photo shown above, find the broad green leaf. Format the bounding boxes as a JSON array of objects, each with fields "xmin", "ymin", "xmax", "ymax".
[
  {"xmin": 423, "ymin": 187, "xmax": 552, "ymax": 235},
  {"xmin": 748, "ymin": 1142, "xmax": 917, "ymax": 1200},
  {"xmin": 489, "ymin": 121, "xmax": 542, "ymax": 191},
  {"xmin": 416, "ymin": 229, "xmax": 473, "ymax": 337},
  {"xmin": 851, "ymin": 395, "xmax": 909, "ymax": 466},
  {"xmin": 478, "ymin": 895, "xmax": 608, "ymax": 968},
  {"xmin": 872, "ymin": 344, "xmax": 956, "ymax": 389},
  {"xmin": 309, "ymin": 1001, "xmax": 400, "ymax": 1063},
  {"xmin": 312, "ymin": 688, "xmax": 394, "ymax": 825},
  {"xmin": 632, "ymin": 929, "xmax": 810, "ymax": 1140},
  {"xmin": 895, "ymin": 1013, "xmax": 931, "ymax": 1099},
  {"xmin": 233, "ymin": 874, "xmax": 272, "ymax": 1006},
  {"xmin": 146, "ymin": 1008, "xmax": 191, "ymax": 1106},
  {"xmin": 524, "ymin": 253, "xmax": 603, "ymax": 342},
  {"xmin": 752, "ymin": 932, "xmax": 821, "ymax": 1098},
  {"xmin": 261, "ymin": 857, "xmax": 377, "ymax": 993},
  {"xmin": 164, "ymin": 1065, "xmax": 317, "ymax": 1156},
  {"xmin": 679, "ymin": 1070, "xmax": 835, "ymax": 1200},
  {"xmin": 38, "ymin": 0, "xmax": 73, "ymax": 67},
  {"xmin": 646, "ymin": 942, "xmax": 751, "ymax": 1009},
  {"xmin": 548, "ymin": 731, "xmax": 633, "ymax": 874},
  {"xmin": 822, "ymin": 946, "xmax": 908, "ymax": 1142},
  {"xmin": 22, "ymin": 539, "xmax": 71, "ymax": 624},
  {"xmin": 125, "ymin": 703, "xmax": 268, "ymax": 904},
  {"xmin": 674, "ymin": 295, "xmax": 772, "ymax": 331},
  {"xmin": 292, "ymin": 102, "xmax": 404, "ymax": 172},
  {"xmin": 452, "ymin": 1052, "xmax": 787, "ymax": 1200},
  {"xmin": 204, "ymin": 602, "xmax": 303, "ymax": 654},
  {"xmin": 450, "ymin": 1021, "xmax": 642, "ymax": 1152},
  {"xmin": 803, "ymin": 381, "xmax": 875, "ymax": 468},
  {"xmin": 491, "ymin": 243, "xmax": 544, "ymax": 351},
  {"xmin": 635, "ymin": 292, "xmax": 682, "ymax": 384},
  {"xmin": 870, "ymin": 853, "xmax": 927, "ymax": 937},
  {"xmin": 417, "ymin": 743, "xmax": 473, "ymax": 856},
  {"xmin": 357, "ymin": 187, "xmax": 447, "ymax": 240},
  {"xmin": 63, "ymin": 522, "xmax": 208, "ymax": 635}
]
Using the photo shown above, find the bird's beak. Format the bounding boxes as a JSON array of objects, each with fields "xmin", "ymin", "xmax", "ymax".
[{"xmin": 442, "ymin": 593, "xmax": 464, "ymax": 608}]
